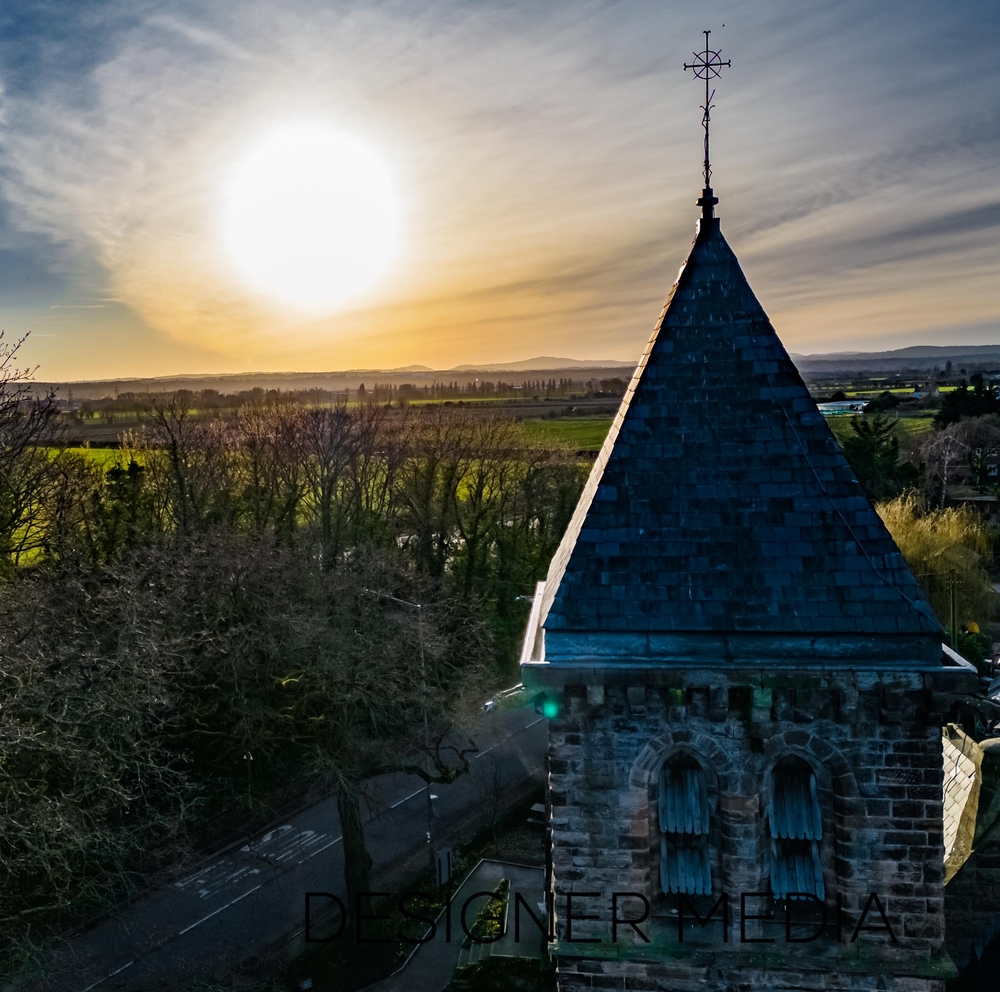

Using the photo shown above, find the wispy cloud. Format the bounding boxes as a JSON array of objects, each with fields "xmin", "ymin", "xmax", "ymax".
[{"xmin": 0, "ymin": 0, "xmax": 998, "ymax": 376}]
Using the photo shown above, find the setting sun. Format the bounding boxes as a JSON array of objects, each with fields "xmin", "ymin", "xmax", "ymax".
[{"xmin": 223, "ymin": 125, "xmax": 400, "ymax": 313}]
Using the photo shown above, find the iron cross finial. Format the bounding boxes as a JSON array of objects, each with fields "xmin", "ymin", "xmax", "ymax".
[{"xmin": 684, "ymin": 30, "xmax": 731, "ymax": 217}]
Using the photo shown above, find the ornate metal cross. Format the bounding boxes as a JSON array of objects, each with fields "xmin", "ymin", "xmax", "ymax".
[{"xmin": 684, "ymin": 30, "xmax": 731, "ymax": 203}]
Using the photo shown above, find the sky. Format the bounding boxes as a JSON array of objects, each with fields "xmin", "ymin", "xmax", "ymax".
[{"xmin": 0, "ymin": 0, "xmax": 998, "ymax": 380}]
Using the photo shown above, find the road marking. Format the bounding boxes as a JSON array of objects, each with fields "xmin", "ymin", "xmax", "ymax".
[
  {"xmin": 472, "ymin": 717, "xmax": 544, "ymax": 761},
  {"xmin": 80, "ymin": 959, "xmax": 134, "ymax": 991},
  {"xmin": 388, "ymin": 717, "xmax": 543, "ymax": 810},
  {"xmin": 243, "ymin": 825, "xmax": 333, "ymax": 865},
  {"xmin": 79, "ymin": 716, "xmax": 543, "ymax": 988},
  {"xmin": 177, "ymin": 884, "xmax": 263, "ymax": 936},
  {"xmin": 175, "ymin": 862, "xmax": 261, "ymax": 898},
  {"xmin": 389, "ymin": 786, "xmax": 426, "ymax": 810},
  {"xmin": 299, "ymin": 834, "xmax": 343, "ymax": 864}
]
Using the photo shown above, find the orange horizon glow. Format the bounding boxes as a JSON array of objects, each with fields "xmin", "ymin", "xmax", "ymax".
[{"xmin": 1, "ymin": 4, "xmax": 998, "ymax": 382}]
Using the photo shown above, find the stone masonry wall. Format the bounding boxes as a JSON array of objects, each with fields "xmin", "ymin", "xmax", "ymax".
[
  {"xmin": 945, "ymin": 737, "xmax": 1000, "ymax": 970},
  {"xmin": 554, "ymin": 958, "xmax": 945, "ymax": 992},
  {"xmin": 545, "ymin": 670, "xmax": 954, "ymax": 991}
]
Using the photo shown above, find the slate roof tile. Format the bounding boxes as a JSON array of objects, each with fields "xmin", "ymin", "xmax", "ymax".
[{"xmin": 538, "ymin": 215, "xmax": 941, "ymax": 646}]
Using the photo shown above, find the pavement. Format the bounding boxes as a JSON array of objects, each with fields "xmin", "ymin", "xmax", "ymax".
[
  {"xmin": 362, "ymin": 860, "xmax": 545, "ymax": 992},
  {"xmin": 6, "ymin": 710, "xmax": 546, "ymax": 992}
]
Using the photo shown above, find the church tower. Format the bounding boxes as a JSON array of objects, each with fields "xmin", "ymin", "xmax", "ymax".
[{"xmin": 520, "ymin": 31, "xmax": 974, "ymax": 992}]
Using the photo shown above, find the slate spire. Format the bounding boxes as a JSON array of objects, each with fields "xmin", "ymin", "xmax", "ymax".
[{"xmin": 522, "ymin": 214, "xmax": 942, "ymax": 669}]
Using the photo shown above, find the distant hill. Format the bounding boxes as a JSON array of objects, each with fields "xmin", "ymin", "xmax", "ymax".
[
  {"xmin": 449, "ymin": 357, "xmax": 631, "ymax": 372},
  {"xmin": 38, "ymin": 344, "xmax": 1000, "ymax": 400},
  {"xmin": 37, "ymin": 358, "xmax": 635, "ymax": 400},
  {"xmin": 804, "ymin": 345, "xmax": 1000, "ymax": 361},
  {"xmin": 796, "ymin": 343, "xmax": 1000, "ymax": 376}
]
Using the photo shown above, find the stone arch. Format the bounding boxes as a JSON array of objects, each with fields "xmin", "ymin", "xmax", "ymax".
[
  {"xmin": 761, "ymin": 730, "xmax": 859, "ymax": 799},
  {"xmin": 760, "ymin": 730, "xmax": 860, "ymax": 913},
  {"xmin": 630, "ymin": 729, "xmax": 737, "ymax": 793},
  {"xmin": 631, "ymin": 730, "xmax": 735, "ymax": 904}
]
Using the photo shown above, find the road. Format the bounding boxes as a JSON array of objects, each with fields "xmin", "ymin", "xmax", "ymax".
[{"xmin": 6, "ymin": 710, "xmax": 546, "ymax": 992}]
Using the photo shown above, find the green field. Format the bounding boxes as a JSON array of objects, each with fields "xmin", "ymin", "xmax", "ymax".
[
  {"xmin": 525, "ymin": 412, "xmax": 936, "ymax": 454},
  {"xmin": 44, "ymin": 446, "xmax": 137, "ymax": 469},
  {"xmin": 522, "ymin": 418, "xmax": 613, "ymax": 452},
  {"xmin": 844, "ymin": 385, "xmax": 958, "ymax": 398},
  {"xmin": 407, "ymin": 396, "xmax": 513, "ymax": 406},
  {"xmin": 66, "ymin": 446, "xmax": 131, "ymax": 465},
  {"xmin": 825, "ymin": 414, "xmax": 934, "ymax": 446},
  {"xmin": 843, "ymin": 388, "xmax": 916, "ymax": 397},
  {"xmin": 895, "ymin": 416, "xmax": 935, "ymax": 437},
  {"xmin": 51, "ymin": 409, "xmax": 937, "ymax": 465}
]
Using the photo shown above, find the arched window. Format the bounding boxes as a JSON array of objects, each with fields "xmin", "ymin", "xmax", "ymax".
[
  {"xmin": 659, "ymin": 753, "xmax": 711, "ymax": 895},
  {"xmin": 769, "ymin": 756, "xmax": 824, "ymax": 900}
]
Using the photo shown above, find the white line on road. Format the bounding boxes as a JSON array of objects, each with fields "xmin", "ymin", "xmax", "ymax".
[
  {"xmin": 177, "ymin": 884, "xmax": 263, "ymax": 936},
  {"xmin": 388, "ymin": 785, "xmax": 426, "ymax": 810},
  {"xmin": 387, "ymin": 717, "xmax": 543, "ymax": 811},
  {"xmin": 472, "ymin": 717, "xmax": 544, "ymax": 761},
  {"xmin": 299, "ymin": 834, "xmax": 343, "ymax": 864},
  {"xmin": 77, "ymin": 716, "xmax": 544, "ymax": 989},
  {"xmin": 80, "ymin": 958, "xmax": 134, "ymax": 991}
]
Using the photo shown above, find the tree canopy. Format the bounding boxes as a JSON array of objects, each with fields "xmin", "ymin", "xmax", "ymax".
[
  {"xmin": 0, "ymin": 335, "xmax": 589, "ymax": 975},
  {"xmin": 876, "ymin": 493, "xmax": 996, "ymax": 637},
  {"xmin": 840, "ymin": 414, "xmax": 921, "ymax": 502},
  {"xmin": 935, "ymin": 374, "xmax": 1000, "ymax": 426}
]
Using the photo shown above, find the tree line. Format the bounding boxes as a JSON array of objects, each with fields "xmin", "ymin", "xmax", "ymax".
[
  {"xmin": 0, "ymin": 335, "xmax": 588, "ymax": 975},
  {"xmin": 835, "ymin": 382, "xmax": 1000, "ymax": 653},
  {"xmin": 61, "ymin": 373, "xmax": 626, "ymax": 423}
]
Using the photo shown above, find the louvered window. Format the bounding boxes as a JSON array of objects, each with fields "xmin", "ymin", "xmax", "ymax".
[
  {"xmin": 769, "ymin": 757, "xmax": 824, "ymax": 900},
  {"xmin": 659, "ymin": 754, "xmax": 711, "ymax": 895}
]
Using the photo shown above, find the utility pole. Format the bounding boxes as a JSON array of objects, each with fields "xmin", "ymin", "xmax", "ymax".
[
  {"xmin": 417, "ymin": 602, "xmax": 437, "ymax": 881},
  {"xmin": 950, "ymin": 568, "xmax": 958, "ymax": 649},
  {"xmin": 363, "ymin": 589, "xmax": 437, "ymax": 881}
]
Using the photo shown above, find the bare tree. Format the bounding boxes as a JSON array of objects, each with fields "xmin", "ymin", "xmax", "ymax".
[
  {"xmin": 0, "ymin": 394, "xmax": 591, "ymax": 970},
  {"xmin": 0, "ymin": 557, "xmax": 200, "ymax": 968},
  {"xmin": 0, "ymin": 332, "xmax": 62, "ymax": 571},
  {"xmin": 452, "ymin": 416, "xmax": 526, "ymax": 599},
  {"xmin": 346, "ymin": 401, "xmax": 406, "ymax": 548},
  {"xmin": 300, "ymin": 404, "xmax": 356, "ymax": 561},
  {"xmin": 141, "ymin": 394, "xmax": 238, "ymax": 532},
  {"xmin": 396, "ymin": 407, "xmax": 473, "ymax": 580},
  {"xmin": 922, "ymin": 424, "xmax": 967, "ymax": 509},
  {"xmin": 231, "ymin": 396, "xmax": 307, "ymax": 540}
]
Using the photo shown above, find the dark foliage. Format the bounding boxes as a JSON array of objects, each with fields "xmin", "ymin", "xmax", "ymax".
[
  {"xmin": 863, "ymin": 390, "xmax": 901, "ymax": 413},
  {"xmin": 0, "ymin": 359, "xmax": 587, "ymax": 972},
  {"xmin": 446, "ymin": 956, "xmax": 557, "ymax": 992},
  {"xmin": 936, "ymin": 375, "xmax": 1000, "ymax": 426},
  {"xmin": 840, "ymin": 415, "xmax": 921, "ymax": 501},
  {"xmin": 0, "ymin": 537, "xmax": 491, "ymax": 964}
]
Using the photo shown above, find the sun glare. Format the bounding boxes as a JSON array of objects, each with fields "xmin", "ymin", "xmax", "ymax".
[{"xmin": 223, "ymin": 125, "xmax": 400, "ymax": 313}]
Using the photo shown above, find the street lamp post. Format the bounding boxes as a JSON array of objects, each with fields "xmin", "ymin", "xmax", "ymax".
[{"xmin": 363, "ymin": 589, "xmax": 437, "ymax": 881}]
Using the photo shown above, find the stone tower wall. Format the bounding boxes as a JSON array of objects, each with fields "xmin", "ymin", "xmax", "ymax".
[{"xmin": 545, "ymin": 670, "xmax": 955, "ymax": 992}]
